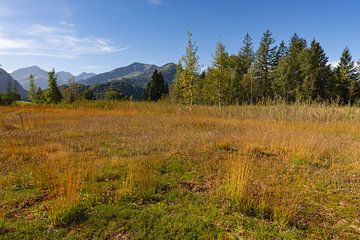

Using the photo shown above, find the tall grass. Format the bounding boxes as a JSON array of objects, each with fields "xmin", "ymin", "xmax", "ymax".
[
  {"xmin": 224, "ymin": 153, "xmax": 303, "ymax": 226},
  {"xmin": 1, "ymin": 102, "xmax": 359, "ymax": 238}
]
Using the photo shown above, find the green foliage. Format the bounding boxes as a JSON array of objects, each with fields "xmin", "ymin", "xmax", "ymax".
[
  {"xmin": 143, "ymin": 70, "xmax": 169, "ymax": 101},
  {"xmin": 61, "ymin": 78, "xmax": 86, "ymax": 103},
  {"xmin": 27, "ymin": 74, "xmax": 37, "ymax": 102},
  {"xmin": 203, "ymin": 41, "xmax": 233, "ymax": 106},
  {"xmin": 104, "ymin": 90, "xmax": 122, "ymax": 100},
  {"xmin": 173, "ymin": 31, "xmax": 201, "ymax": 105},
  {"xmin": 0, "ymin": 92, "xmax": 21, "ymax": 105},
  {"xmin": 171, "ymin": 31, "xmax": 360, "ymax": 106},
  {"xmin": 300, "ymin": 40, "xmax": 332, "ymax": 101},
  {"xmin": 83, "ymin": 88, "xmax": 95, "ymax": 100},
  {"xmin": 45, "ymin": 69, "xmax": 62, "ymax": 104},
  {"xmin": 335, "ymin": 47, "xmax": 359, "ymax": 104},
  {"xmin": 254, "ymin": 30, "xmax": 277, "ymax": 100}
]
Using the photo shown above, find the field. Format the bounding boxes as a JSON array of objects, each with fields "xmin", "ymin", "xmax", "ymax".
[{"xmin": 0, "ymin": 101, "xmax": 359, "ymax": 239}]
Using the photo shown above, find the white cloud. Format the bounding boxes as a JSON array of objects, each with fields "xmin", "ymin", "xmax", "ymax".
[
  {"xmin": 0, "ymin": 23, "xmax": 126, "ymax": 58},
  {"xmin": 148, "ymin": 0, "xmax": 163, "ymax": 5}
]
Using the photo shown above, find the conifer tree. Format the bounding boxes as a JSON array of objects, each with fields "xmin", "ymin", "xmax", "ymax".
[
  {"xmin": 46, "ymin": 69, "xmax": 62, "ymax": 104},
  {"xmin": 144, "ymin": 70, "xmax": 169, "ymax": 101},
  {"xmin": 300, "ymin": 40, "xmax": 332, "ymax": 101},
  {"xmin": 254, "ymin": 30, "xmax": 277, "ymax": 100},
  {"xmin": 205, "ymin": 41, "xmax": 231, "ymax": 106},
  {"xmin": 173, "ymin": 32, "xmax": 201, "ymax": 105},
  {"xmin": 335, "ymin": 47, "xmax": 358, "ymax": 104},
  {"xmin": 27, "ymin": 74, "xmax": 37, "ymax": 102},
  {"xmin": 239, "ymin": 33, "xmax": 254, "ymax": 75},
  {"xmin": 275, "ymin": 41, "xmax": 288, "ymax": 65},
  {"xmin": 36, "ymin": 87, "xmax": 45, "ymax": 103},
  {"xmin": 273, "ymin": 33, "xmax": 307, "ymax": 102}
]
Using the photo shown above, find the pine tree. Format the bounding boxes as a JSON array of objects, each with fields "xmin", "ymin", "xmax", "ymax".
[
  {"xmin": 173, "ymin": 32, "xmax": 201, "ymax": 106},
  {"xmin": 273, "ymin": 33, "xmax": 307, "ymax": 102},
  {"xmin": 335, "ymin": 47, "xmax": 358, "ymax": 104},
  {"xmin": 144, "ymin": 70, "xmax": 169, "ymax": 101},
  {"xmin": 239, "ymin": 33, "xmax": 254, "ymax": 75},
  {"xmin": 254, "ymin": 30, "xmax": 277, "ymax": 100},
  {"xmin": 300, "ymin": 40, "xmax": 332, "ymax": 101},
  {"xmin": 46, "ymin": 69, "xmax": 62, "ymax": 104},
  {"xmin": 27, "ymin": 74, "xmax": 37, "ymax": 102},
  {"xmin": 275, "ymin": 41, "xmax": 288, "ymax": 65}
]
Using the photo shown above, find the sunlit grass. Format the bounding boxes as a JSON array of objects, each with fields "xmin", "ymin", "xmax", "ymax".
[{"xmin": 0, "ymin": 101, "xmax": 359, "ymax": 239}]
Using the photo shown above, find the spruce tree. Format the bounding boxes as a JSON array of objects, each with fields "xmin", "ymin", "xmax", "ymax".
[
  {"xmin": 239, "ymin": 33, "xmax": 254, "ymax": 75},
  {"xmin": 144, "ymin": 70, "xmax": 169, "ymax": 101},
  {"xmin": 46, "ymin": 69, "xmax": 62, "ymax": 104},
  {"xmin": 254, "ymin": 30, "xmax": 277, "ymax": 100},
  {"xmin": 275, "ymin": 41, "xmax": 288, "ymax": 65},
  {"xmin": 335, "ymin": 47, "xmax": 358, "ymax": 104},
  {"xmin": 27, "ymin": 74, "xmax": 37, "ymax": 102},
  {"xmin": 273, "ymin": 33, "xmax": 307, "ymax": 102},
  {"xmin": 300, "ymin": 40, "xmax": 331, "ymax": 101}
]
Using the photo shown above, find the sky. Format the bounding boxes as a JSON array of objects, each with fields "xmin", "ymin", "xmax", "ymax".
[{"xmin": 0, "ymin": 0, "xmax": 359, "ymax": 75}]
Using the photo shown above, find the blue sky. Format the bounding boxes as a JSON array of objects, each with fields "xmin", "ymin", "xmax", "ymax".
[{"xmin": 0, "ymin": 0, "xmax": 359, "ymax": 74}]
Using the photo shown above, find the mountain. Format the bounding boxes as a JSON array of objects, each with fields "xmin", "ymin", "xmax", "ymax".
[
  {"xmin": 11, "ymin": 66, "xmax": 96, "ymax": 90},
  {"xmin": 75, "ymin": 72, "xmax": 96, "ymax": 82},
  {"xmin": 0, "ymin": 68, "xmax": 27, "ymax": 98},
  {"xmin": 11, "ymin": 66, "xmax": 48, "ymax": 89},
  {"xmin": 78, "ymin": 62, "xmax": 177, "ymax": 87},
  {"xmin": 57, "ymin": 71, "xmax": 74, "ymax": 84}
]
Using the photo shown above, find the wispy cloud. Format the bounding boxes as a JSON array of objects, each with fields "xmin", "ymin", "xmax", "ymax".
[
  {"xmin": 148, "ymin": 0, "xmax": 163, "ymax": 5},
  {"xmin": 0, "ymin": 22, "xmax": 126, "ymax": 58}
]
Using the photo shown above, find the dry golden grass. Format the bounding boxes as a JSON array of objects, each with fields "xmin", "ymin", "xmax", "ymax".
[{"xmin": 0, "ymin": 101, "xmax": 359, "ymax": 238}]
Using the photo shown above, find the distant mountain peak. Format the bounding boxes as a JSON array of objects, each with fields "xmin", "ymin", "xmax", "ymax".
[
  {"xmin": 78, "ymin": 62, "xmax": 176, "ymax": 87},
  {"xmin": 11, "ymin": 66, "xmax": 96, "ymax": 90}
]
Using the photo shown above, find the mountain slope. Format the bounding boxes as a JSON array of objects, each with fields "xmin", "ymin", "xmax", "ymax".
[
  {"xmin": 75, "ymin": 72, "xmax": 96, "ymax": 82},
  {"xmin": 11, "ymin": 66, "xmax": 95, "ymax": 90},
  {"xmin": 11, "ymin": 66, "xmax": 48, "ymax": 89},
  {"xmin": 79, "ymin": 62, "xmax": 176, "ymax": 87},
  {"xmin": 0, "ymin": 68, "xmax": 27, "ymax": 98}
]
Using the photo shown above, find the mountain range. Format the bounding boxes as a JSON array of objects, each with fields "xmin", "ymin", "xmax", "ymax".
[
  {"xmin": 3, "ymin": 62, "xmax": 177, "ymax": 100},
  {"xmin": 10, "ymin": 66, "xmax": 96, "ymax": 90},
  {"xmin": 0, "ymin": 68, "xmax": 27, "ymax": 98},
  {"xmin": 78, "ymin": 62, "xmax": 176, "ymax": 88},
  {"xmin": 10, "ymin": 62, "xmax": 176, "ymax": 91}
]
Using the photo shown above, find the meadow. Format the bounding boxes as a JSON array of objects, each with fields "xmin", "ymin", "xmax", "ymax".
[{"xmin": 0, "ymin": 101, "xmax": 359, "ymax": 239}]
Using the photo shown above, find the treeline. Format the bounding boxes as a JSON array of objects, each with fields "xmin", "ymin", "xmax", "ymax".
[
  {"xmin": 0, "ymin": 81, "xmax": 21, "ymax": 105},
  {"xmin": 24, "ymin": 68, "xmax": 169, "ymax": 104},
  {"xmin": 173, "ymin": 31, "xmax": 360, "ymax": 106}
]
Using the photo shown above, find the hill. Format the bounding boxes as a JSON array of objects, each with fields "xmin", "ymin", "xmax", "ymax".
[
  {"xmin": 79, "ymin": 62, "xmax": 176, "ymax": 87},
  {"xmin": 0, "ymin": 68, "xmax": 27, "ymax": 98}
]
